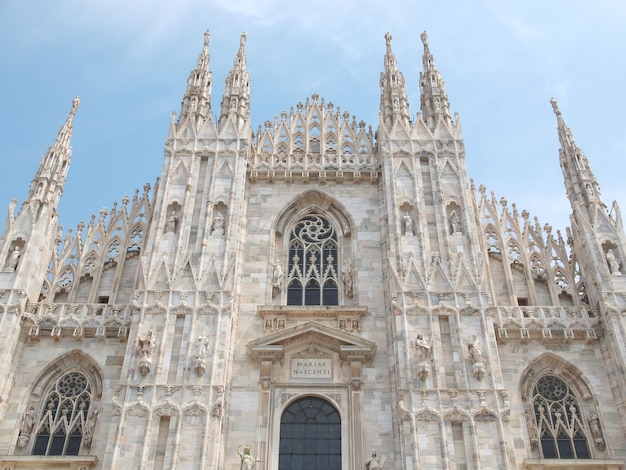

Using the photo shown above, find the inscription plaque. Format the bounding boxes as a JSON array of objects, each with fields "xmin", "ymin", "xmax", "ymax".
[{"xmin": 290, "ymin": 358, "xmax": 332, "ymax": 378}]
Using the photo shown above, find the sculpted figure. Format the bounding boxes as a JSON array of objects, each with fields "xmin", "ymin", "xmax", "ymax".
[
  {"xmin": 342, "ymin": 258, "xmax": 353, "ymax": 297},
  {"xmin": 468, "ymin": 335, "xmax": 483, "ymax": 364},
  {"xmin": 238, "ymin": 444, "xmax": 255, "ymax": 470},
  {"xmin": 20, "ymin": 406, "xmax": 36, "ymax": 436},
  {"xmin": 272, "ymin": 262, "xmax": 283, "ymax": 297},
  {"xmin": 87, "ymin": 407, "xmax": 99, "ymax": 435},
  {"xmin": 607, "ymin": 249, "xmax": 621, "ymax": 275},
  {"xmin": 5, "ymin": 246, "xmax": 21, "ymax": 272},
  {"xmin": 166, "ymin": 211, "xmax": 177, "ymax": 233},
  {"xmin": 449, "ymin": 210, "xmax": 461, "ymax": 234},
  {"xmin": 212, "ymin": 213, "xmax": 225, "ymax": 237},
  {"xmin": 138, "ymin": 331, "xmax": 155, "ymax": 359},
  {"xmin": 195, "ymin": 334, "xmax": 209, "ymax": 359},
  {"xmin": 415, "ymin": 333, "xmax": 431, "ymax": 364},
  {"xmin": 403, "ymin": 214, "xmax": 413, "ymax": 236},
  {"xmin": 365, "ymin": 450, "xmax": 381, "ymax": 469},
  {"xmin": 588, "ymin": 413, "xmax": 602, "ymax": 440}
]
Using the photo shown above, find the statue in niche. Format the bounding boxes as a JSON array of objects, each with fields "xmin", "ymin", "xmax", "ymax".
[
  {"xmin": 17, "ymin": 406, "xmax": 36, "ymax": 447},
  {"xmin": 588, "ymin": 413, "xmax": 605, "ymax": 448},
  {"xmin": 525, "ymin": 410, "xmax": 539, "ymax": 448},
  {"xmin": 193, "ymin": 334, "xmax": 209, "ymax": 376},
  {"xmin": 607, "ymin": 249, "xmax": 621, "ymax": 275},
  {"xmin": 272, "ymin": 262, "xmax": 283, "ymax": 298},
  {"xmin": 365, "ymin": 450, "xmax": 383, "ymax": 469},
  {"xmin": 83, "ymin": 406, "xmax": 99, "ymax": 448},
  {"xmin": 468, "ymin": 335, "xmax": 483, "ymax": 364},
  {"xmin": 5, "ymin": 246, "xmax": 21, "ymax": 272},
  {"xmin": 137, "ymin": 331, "xmax": 155, "ymax": 376},
  {"xmin": 449, "ymin": 210, "xmax": 461, "ymax": 234},
  {"xmin": 211, "ymin": 212, "xmax": 225, "ymax": 237},
  {"xmin": 238, "ymin": 444, "xmax": 255, "ymax": 470},
  {"xmin": 166, "ymin": 211, "xmax": 178, "ymax": 234},
  {"xmin": 195, "ymin": 334, "xmax": 209, "ymax": 359},
  {"xmin": 468, "ymin": 334, "xmax": 485, "ymax": 380},
  {"xmin": 403, "ymin": 213, "xmax": 413, "ymax": 236},
  {"xmin": 342, "ymin": 258, "xmax": 353, "ymax": 297},
  {"xmin": 415, "ymin": 333, "xmax": 431, "ymax": 364}
]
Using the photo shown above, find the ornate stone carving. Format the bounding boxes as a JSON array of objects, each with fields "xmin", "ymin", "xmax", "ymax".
[
  {"xmin": 137, "ymin": 330, "xmax": 155, "ymax": 376},
  {"xmin": 415, "ymin": 333, "xmax": 431, "ymax": 381},
  {"xmin": 468, "ymin": 335, "xmax": 485, "ymax": 380},
  {"xmin": 16, "ymin": 406, "xmax": 36, "ymax": 448},
  {"xmin": 192, "ymin": 334, "xmax": 209, "ymax": 377},
  {"xmin": 237, "ymin": 444, "xmax": 255, "ymax": 470}
]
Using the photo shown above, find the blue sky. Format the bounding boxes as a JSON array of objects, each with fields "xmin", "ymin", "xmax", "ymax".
[{"xmin": 1, "ymin": 1, "xmax": 625, "ymax": 235}]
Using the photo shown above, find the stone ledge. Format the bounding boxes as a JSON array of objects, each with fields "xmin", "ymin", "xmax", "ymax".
[
  {"xmin": 523, "ymin": 458, "xmax": 624, "ymax": 470},
  {"xmin": 0, "ymin": 455, "xmax": 98, "ymax": 470}
]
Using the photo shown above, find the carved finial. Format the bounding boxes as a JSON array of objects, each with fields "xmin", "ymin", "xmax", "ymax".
[
  {"xmin": 385, "ymin": 32, "xmax": 392, "ymax": 46},
  {"xmin": 204, "ymin": 30, "xmax": 210, "ymax": 47},
  {"xmin": 420, "ymin": 31, "xmax": 428, "ymax": 46},
  {"xmin": 71, "ymin": 97, "xmax": 80, "ymax": 115},
  {"xmin": 240, "ymin": 32, "xmax": 246, "ymax": 45},
  {"xmin": 550, "ymin": 97, "xmax": 560, "ymax": 115}
]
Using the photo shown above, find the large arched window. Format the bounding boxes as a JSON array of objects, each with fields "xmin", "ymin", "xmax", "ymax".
[
  {"xmin": 532, "ymin": 375, "xmax": 591, "ymax": 459},
  {"xmin": 32, "ymin": 371, "xmax": 93, "ymax": 456},
  {"xmin": 279, "ymin": 397, "xmax": 341, "ymax": 470},
  {"xmin": 287, "ymin": 214, "xmax": 339, "ymax": 306}
]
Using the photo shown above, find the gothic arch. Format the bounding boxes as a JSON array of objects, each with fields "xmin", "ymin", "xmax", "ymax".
[
  {"xmin": 20, "ymin": 350, "xmax": 103, "ymax": 456},
  {"xmin": 520, "ymin": 353, "xmax": 593, "ymax": 402},
  {"xmin": 272, "ymin": 191, "xmax": 356, "ymax": 306},
  {"xmin": 519, "ymin": 353, "xmax": 601, "ymax": 459},
  {"xmin": 273, "ymin": 190, "xmax": 355, "ymax": 238}
]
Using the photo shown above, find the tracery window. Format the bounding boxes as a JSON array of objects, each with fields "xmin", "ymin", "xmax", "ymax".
[
  {"xmin": 287, "ymin": 214, "xmax": 339, "ymax": 306},
  {"xmin": 279, "ymin": 397, "xmax": 341, "ymax": 470},
  {"xmin": 532, "ymin": 375, "xmax": 591, "ymax": 459},
  {"xmin": 32, "ymin": 371, "xmax": 92, "ymax": 456}
]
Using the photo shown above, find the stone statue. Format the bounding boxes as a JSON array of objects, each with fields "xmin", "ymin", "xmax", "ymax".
[
  {"xmin": 342, "ymin": 258, "xmax": 353, "ymax": 297},
  {"xmin": 86, "ymin": 406, "xmax": 99, "ymax": 436},
  {"xmin": 607, "ymin": 249, "xmax": 621, "ymax": 275},
  {"xmin": 272, "ymin": 262, "xmax": 283, "ymax": 298},
  {"xmin": 468, "ymin": 335, "xmax": 483, "ymax": 364},
  {"xmin": 365, "ymin": 450, "xmax": 381, "ymax": 469},
  {"xmin": 138, "ymin": 331, "xmax": 154, "ymax": 358},
  {"xmin": 212, "ymin": 212, "xmax": 225, "ymax": 237},
  {"xmin": 403, "ymin": 214, "xmax": 413, "ymax": 236},
  {"xmin": 166, "ymin": 211, "xmax": 178, "ymax": 234},
  {"xmin": 415, "ymin": 333, "xmax": 431, "ymax": 364},
  {"xmin": 588, "ymin": 413, "xmax": 604, "ymax": 448},
  {"xmin": 137, "ymin": 331, "xmax": 155, "ymax": 376},
  {"xmin": 195, "ymin": 334, "xmax": 209, "ymax": 359},
  {"xmin": 5, "ymin": 246, "xmax": 21, "ymax": 272},
  {"xmin": 238, "ymin": 444, "xmax": 255, "ymax": 470},
  {"xmin": 17, "ymin": 406, "xmax": 36, "ymax": 448},
  {"xmin": 449, "ymin": 210, "xmax": 461, "ymax": 234},
  {"xmin": 20, "ymin": 406, "xmax": 35, "ymax": 436}
]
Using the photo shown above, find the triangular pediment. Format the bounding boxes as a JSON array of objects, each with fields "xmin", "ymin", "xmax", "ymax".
[{"xmin": 247, "ymin": 321, "xmax": 376, "ymax": 363}]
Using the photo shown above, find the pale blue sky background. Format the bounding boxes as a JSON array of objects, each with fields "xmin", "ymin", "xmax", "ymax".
[{"xmin": 1, "ymin": 1, "xmax": 624, "ymax": 234}]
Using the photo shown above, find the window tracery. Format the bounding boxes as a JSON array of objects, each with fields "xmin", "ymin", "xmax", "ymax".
[
  {"xmin": 32, "ymin": 371, "xmax": 93, "ymax": 456},
  {"xmin": 287, "ymin": 214, "xmax": 339, "ymax": 306},
  {"xmin": 532, "ymin": 375, "xmax": 591, "ymax": 459}
]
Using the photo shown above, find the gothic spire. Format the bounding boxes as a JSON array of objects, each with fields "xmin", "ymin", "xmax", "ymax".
[
  {"xmin": 179, "ymin": 30, "xmax": 213, "ymax": 126},
  {"xmin": 551, "ymin": 98, "xmax": 603, "ymax": 219},
  {"xmin": 419, "ymin": 31, "xmax": 452, "ymax": 130},
  {"xmin": 379, "ymin": 32, "xmax": 410, "ymax": 129},
  {"xmin": 218, "ymin": 32, "xmax": 251, "ymax": 132},
  {"xmin": 25, "ymin": 97, "xmax": 80, "ymax": 212}
]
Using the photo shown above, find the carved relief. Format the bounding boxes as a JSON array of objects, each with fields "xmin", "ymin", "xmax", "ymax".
[{"xmin": 137, "ymin": 330, "xmax": 155, "ymax": 376}]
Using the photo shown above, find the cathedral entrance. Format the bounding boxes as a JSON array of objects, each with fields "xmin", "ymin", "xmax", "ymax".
[{"xmin": 278, "ymin": 396, "xmax": 341, "ymax": 470}]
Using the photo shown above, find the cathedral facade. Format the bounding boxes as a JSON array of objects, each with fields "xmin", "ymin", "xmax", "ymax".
[{"xmin": 0, "ymin": 30, "xmax": 624, "ymax": 470}]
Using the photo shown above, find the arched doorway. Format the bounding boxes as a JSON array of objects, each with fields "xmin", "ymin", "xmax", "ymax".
[{"xmin": 279, "ymin": 396, "xmax": 341, "ymax": 470}]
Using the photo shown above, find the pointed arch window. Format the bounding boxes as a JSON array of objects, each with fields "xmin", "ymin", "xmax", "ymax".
[
  {"xmin": 287, "ymin": 214, "xmax": 339, "ymax": 306},
  {"xmin": 279, "ymin": 397, "xmax": 341, "ymax": 470},
  {"xmin": 532, "ymin": 375, "xmax": 591, "ymax": 459},
  {"xmin": 32, "ymin": 371, "xmax": 93, "ymax": 456}
]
